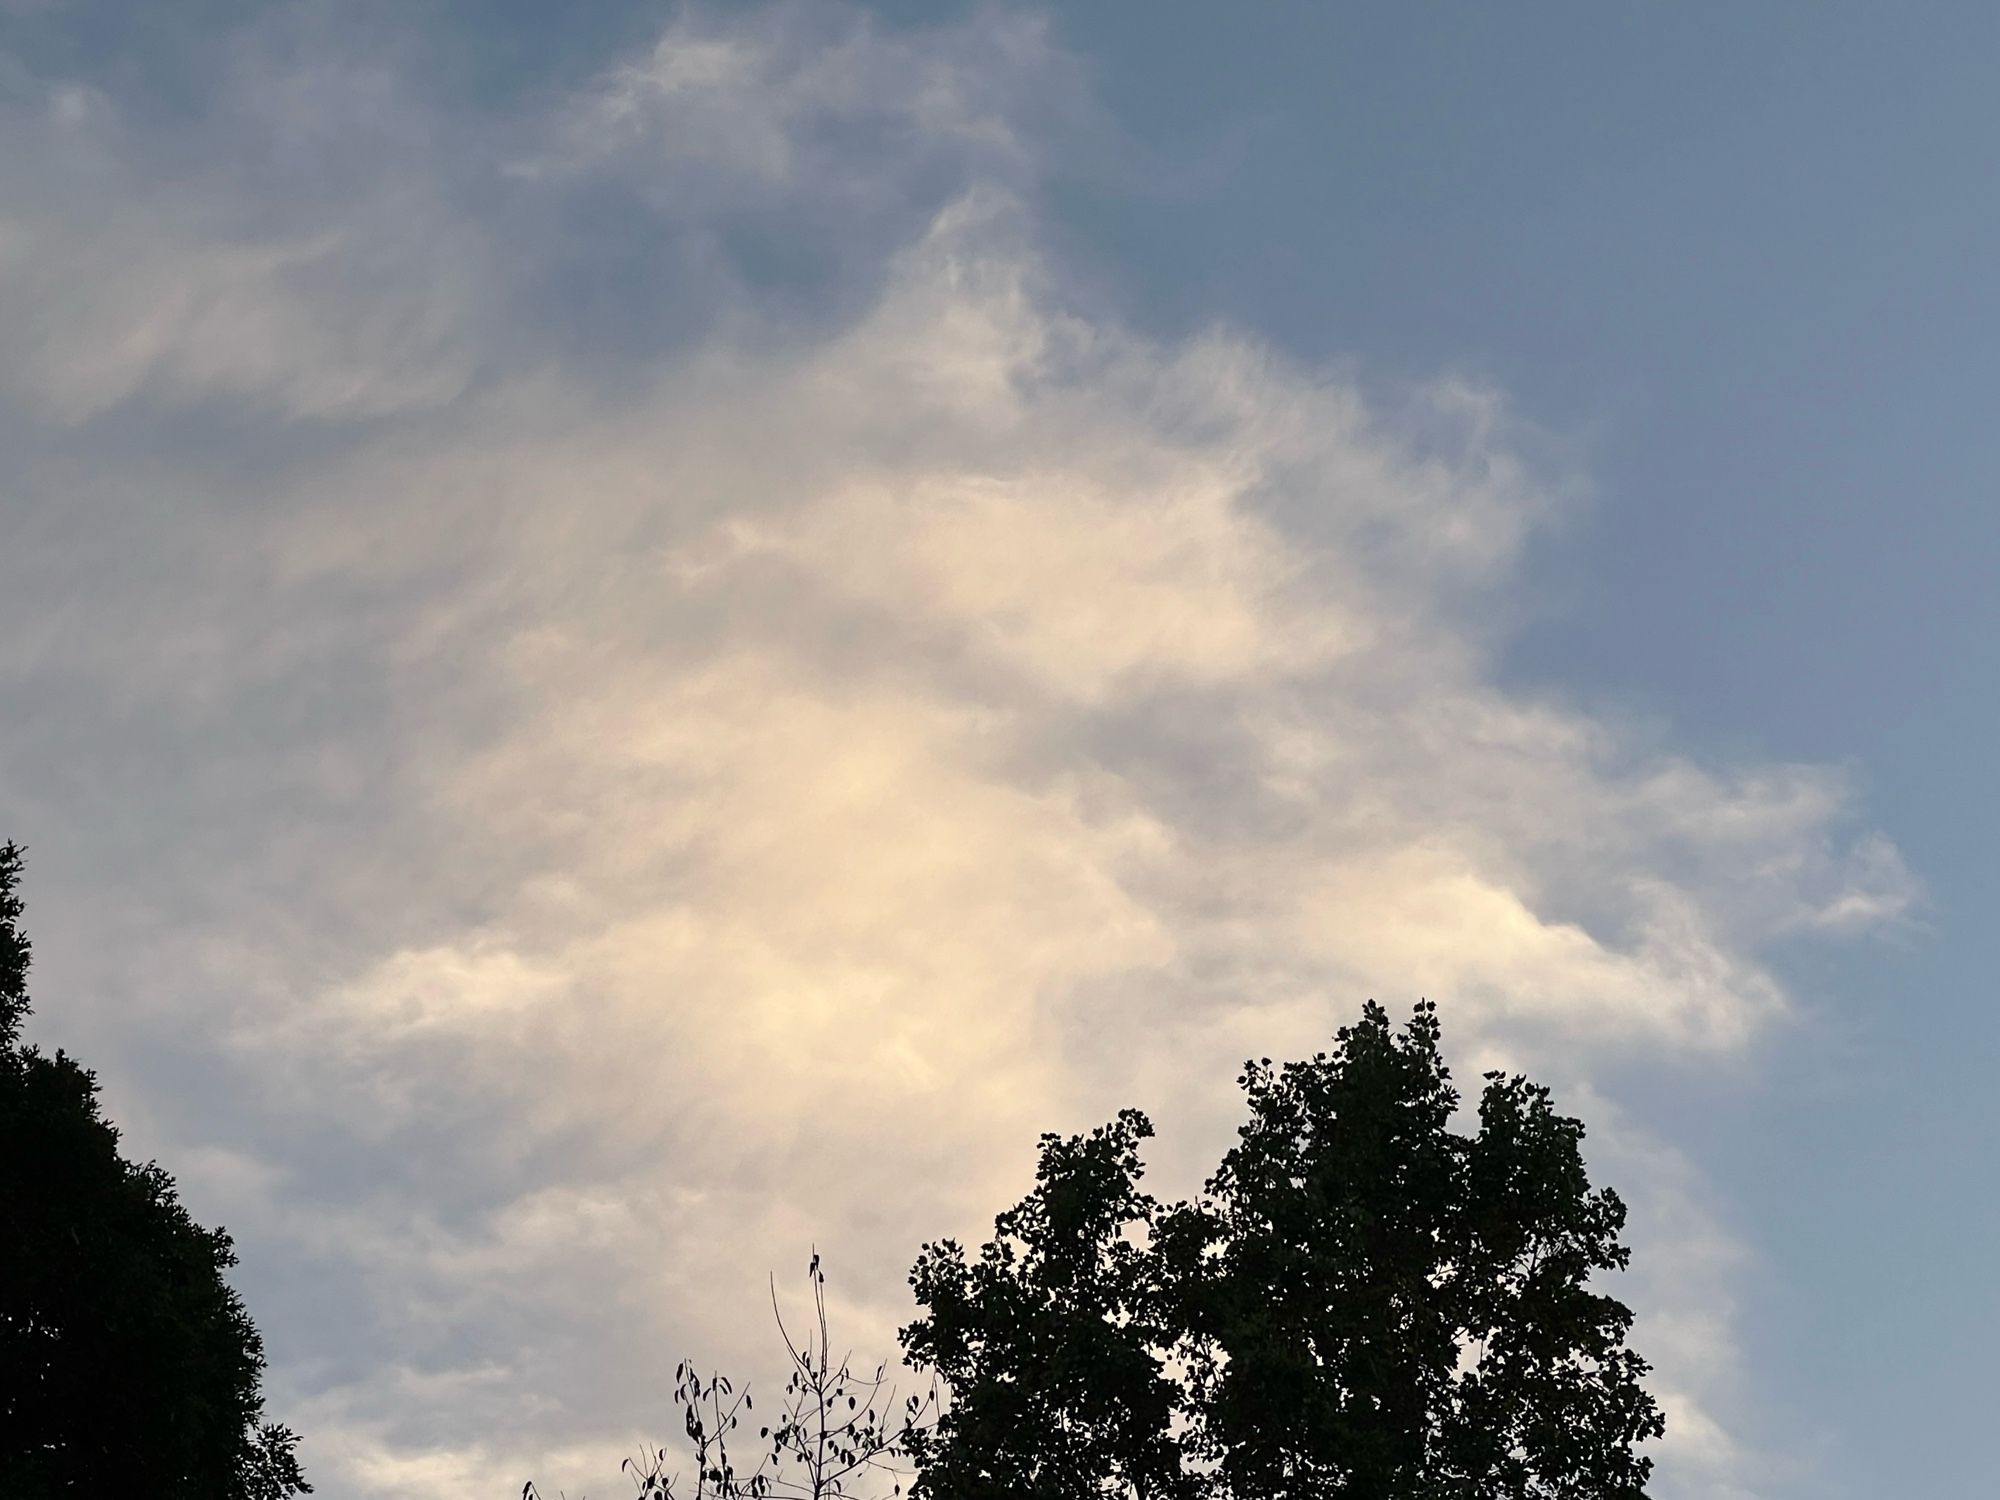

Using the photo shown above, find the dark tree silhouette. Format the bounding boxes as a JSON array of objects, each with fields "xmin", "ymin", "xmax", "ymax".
[
  {"xmin": 0, "ymin": 843, "xmax": 310, "ymax": 1499},
  {"xmin": 901, "ymin": 1112, "xmax": 1199, "ymax": 1500},
  {"xmin": 901, "ymin": 1000, "xmax": 1663, "ymax": 1499}
]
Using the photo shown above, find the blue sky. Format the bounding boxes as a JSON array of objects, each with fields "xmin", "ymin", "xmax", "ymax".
[
  {"xmin": 0, "ymin": 4, "xmax": 1983, "ymax": 1496},
  {"xmin": 1026, "ymin": 6, "xmax": 2000, "ymax": 1490}
]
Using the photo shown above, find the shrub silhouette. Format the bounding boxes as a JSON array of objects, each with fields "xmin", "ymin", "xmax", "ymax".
[
  {"xmin": 0, "ymin": 843, "xmax": 309, "ymax": 1498},
  {"xmin": 528, "ymin": 1254, "xmax": 936, "ymax": 1500}
]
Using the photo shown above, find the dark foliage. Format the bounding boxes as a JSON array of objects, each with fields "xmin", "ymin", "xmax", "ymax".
[
  {"xmin": 901, "ymin": 1000, "xmax": 1664, "ymax": 1499},
  {"xmin": 0, "ymin": 843, "xmax": 310, "ymax": 1499},
  {"xmin": 903, "ymin": 1112, "xmax": 1198, "ymax": 1500}
]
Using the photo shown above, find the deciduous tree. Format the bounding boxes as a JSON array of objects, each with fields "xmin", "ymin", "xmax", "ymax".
[{"xmin": 901, "ymin": 1000, "xmax": 1663, "ymax": 1499}]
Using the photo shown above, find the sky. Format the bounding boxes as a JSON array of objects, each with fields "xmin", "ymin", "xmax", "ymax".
[{"xmin": 0, "ymin": 2, "xmax": 1988, "ymax": 1495}]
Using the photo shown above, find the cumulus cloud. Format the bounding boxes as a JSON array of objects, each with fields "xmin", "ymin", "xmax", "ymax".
[{"xmin": 0, "ymin": 5, "xmax": 1913, "ymax": 1499}]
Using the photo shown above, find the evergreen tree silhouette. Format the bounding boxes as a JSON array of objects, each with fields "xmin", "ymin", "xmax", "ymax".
[{"xmin": 0, "ymin": 843, "xmax": 310, "ymax": 1498}]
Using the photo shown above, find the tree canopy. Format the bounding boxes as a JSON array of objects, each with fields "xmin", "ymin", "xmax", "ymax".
[
  {"xmin": 0, "ymin": 843, "xmax": 310, "ymax": 1498},
  {"xmin": 901, "ymin": 1000, "xmax": 1663, "ymax": 1499}
]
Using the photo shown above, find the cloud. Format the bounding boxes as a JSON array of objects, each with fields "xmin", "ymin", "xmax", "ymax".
[
  {"xmin": 0, "ymin": 62, "xmax": 485, "ymax": 423},
  {"xmin": 0, "ymin": 6, "xmax": 1913, "ymax": 1499},
  {"xmin": 540, "ymin": 2, "xmax": 1072, "ymax": 195}
]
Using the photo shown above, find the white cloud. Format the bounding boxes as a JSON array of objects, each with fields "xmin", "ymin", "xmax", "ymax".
[{"xmin": 0, "ymin": 6, "xmax": 1914, "ymax": 1500}]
